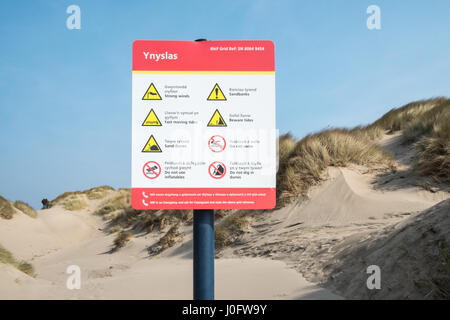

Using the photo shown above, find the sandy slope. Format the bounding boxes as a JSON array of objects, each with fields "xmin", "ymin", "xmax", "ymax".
[
  {"xmin": 221, "ymin": 134, "xmax": 449, "ymax": 299},
  {"xmin": 1, "ymin": 133, "xmax": 448, "ymax": 300},
  {"xmin": 0, "ymin": 204, "xmax": 340, "ymax": 300}
]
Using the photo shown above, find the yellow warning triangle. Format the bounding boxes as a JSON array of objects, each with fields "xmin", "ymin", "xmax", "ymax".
[
  {"xmin": 207, "ymin": 109, "xmax": 227, "ymax": 127},
  {"xmin": 142, "ymin": 109, "xmax": 162, "ymax": 126},
  {"xmin": 142, "ymin": 135, "xmax": 162, "ymax": 152},
  {"xmin": 142, "ymin": 83, "xmax": 162, "ymax": 100},
  {"xmin": 207, "ymin": 83, "xmax": 226, "ymax": 101}
]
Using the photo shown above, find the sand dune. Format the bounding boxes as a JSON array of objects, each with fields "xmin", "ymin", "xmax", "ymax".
[
  {"xmin": 1, "ymin": 130, "xmax": 448, "ymax": 299},
  {"xmin": 0, "ymin": 201, "xmax": 340, "ymax": 300}
]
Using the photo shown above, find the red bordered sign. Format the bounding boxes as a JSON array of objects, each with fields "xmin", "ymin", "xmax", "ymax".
[
  {"xmin": 208, "ymin": 135, "xmax": 226, "ymax": 153},
  {"xmin": 143, "ymin": 161, "xmax": 161, "ymax": 179},
  {"xmin": 208, "ymin": 161, "xmax": 226, "ymax": 179}
]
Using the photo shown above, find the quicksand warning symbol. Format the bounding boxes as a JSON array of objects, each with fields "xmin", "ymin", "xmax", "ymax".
[
  {"xmin": 142, "ymin": 83, "xmax": 162, "ymax": 100},
  {"xmin": 209, "ymin": 161, "xmax": 226, "ymax": 179},
  {"xmin": 142, "ymin": 109, "xmax": 162, "ymax": 126},
  {"xmin": 207, "ymin": 83, "xmax": 226, "ymax": 101},
  {"xmin": 143, "ymin": 161, "xmax": 161, "ymax": 179},
  {"xmin": 142, "ymin": 135, "xmax": 162, "ymax": 152},
  {"xmin": 207, "ymin": 109, "xmax": 227, "ymax": 127}
]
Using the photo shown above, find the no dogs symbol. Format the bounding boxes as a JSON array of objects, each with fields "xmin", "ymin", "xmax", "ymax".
[{"xmin": 208, "ymin": 161, "xmax": 226, "ymax": 179}]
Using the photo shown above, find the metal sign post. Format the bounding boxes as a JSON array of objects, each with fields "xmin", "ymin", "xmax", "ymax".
[
  {"xmin": 131, "ymin": 39, "xmax": 276, "ymax": 301},
  {"xmin": 192, "ymin": 39, "xmax": 214, "ymax": 301},
  {"xmin": 193, "ymin": 209, "xmax": 214, "ymax": 300}
]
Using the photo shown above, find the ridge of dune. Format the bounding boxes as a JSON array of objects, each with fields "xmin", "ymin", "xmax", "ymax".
[
  {"xmin": 0, "ymin": 205, "xmax": 103, "ymax": 262},
  {"xmin": 270, "ymin": 164, "xmax": 447, "ymax": 229}
]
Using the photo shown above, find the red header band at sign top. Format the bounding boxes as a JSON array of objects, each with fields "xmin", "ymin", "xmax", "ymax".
[{"xmin": 132, "ymin": 40, "xmax": 275, "ymax": 72}]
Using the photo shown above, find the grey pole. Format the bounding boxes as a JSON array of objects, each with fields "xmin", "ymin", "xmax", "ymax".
[{"xmin": 193, "ymin": 38, "xmax": 215, "ymax": 301}]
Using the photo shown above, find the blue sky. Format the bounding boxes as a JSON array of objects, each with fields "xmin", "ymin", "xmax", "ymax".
[{"xmin": 1, "ymin": 0, "xmax": 450, "ymax": 208}]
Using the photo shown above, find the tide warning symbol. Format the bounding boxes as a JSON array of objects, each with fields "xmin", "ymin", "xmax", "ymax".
[
  {"xmin": 142, "ymin": 109, "xmax": 162, "ymax": 126},
  {"xmin": 142, "ymin": 135, "xmax": 162, "ymax": 152},
  {"xmin": 142, "ymin": 83, "xmax": 162, "ymax": 100},
  {"xmin": 207, "ymin": 109, "xmax": 227, "ymax": 127},
  {"xmin": 207, "ymin": 83, "xmax": 226, "ymax": 101}
]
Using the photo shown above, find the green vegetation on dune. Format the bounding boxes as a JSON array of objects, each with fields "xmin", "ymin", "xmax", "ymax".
[
  {"xmin": 112, "ymin": 231, "xmax": 134, "ymax": 252},
  {"xmin": 370, "ymin": 97, "xmax": 450, "ymax": 183},
  {"xmin": 0, "ymin": 245, "xmax": 35, "ymax": 277},
  {"xmin": 50, "ymin": 185, "xmax": 115, "ymax": 211},
  {"xmin": 63, "ymin": 198, "xmax": 88, "ymax": 211},
  {"xmin": 13, "ymin": 201, "xmax": 37, "ymax": 218},
  {"xmin": 277, "ymin": 128, "xmax": 393, "ymax": 206},
  {"xmin": 370, "ymin": 97, "xmax": 446, "ymax": 133},
  {"xmin": 277, "ymin": 97, "xmax": 450, "ymax": 205},
  {"xmin": 23, "ymin": 97, "xmax": 446, "ymax": 255},
  {"xmin": 215, "ymin": 211, "xmax": 253, "ymax": 249},
  {"xmin": 92, "ymin": 190, "xmax": 193, "ymax": 252},
  {"xmin": 0, "ymin": 196, "xmax": 15, "ymax": 220}
]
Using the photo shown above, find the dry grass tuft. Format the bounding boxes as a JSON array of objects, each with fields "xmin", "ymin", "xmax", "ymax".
[
  {"xmin": 215, "ymin": 211, "xmax": 254, "ymax": 249},
  {"xmin": 51, "ymin": 185, "xmax": 115, "ymax": 207},
  {"xmin": 371, "ymin": 97, "xmax": 446, "ymax": 133},
  {"xmin": 108, "ymin": 225, "xmax": 123, "ymax": 234},
  {"xmin": 51, "ymin": 191, "xmax": 84, "ymax": 205},
  {"xmin": 85, "ymin": 185, "xmax": 115, "ymax": 200},
  {"xmin": 277, "ymin": 129, "xmax": 393, "ymax": 206},
  {"xmin": 411, "ymin": 101, "xmax": 450, "ymax": 183},
  {"xmin": 95, "ymin": 189, "xmax": 131, "ymax": 218},
  {"xmin": 112, "ymin": 231, "xmax": 134, "ymax": 252},
  {"xmin": 159, "ymin": 224, "xmax": 181, "ymax": 251},
  {"xmin": 95, "ymin": 189, "xmax": 193, "ymax": 253},
  {"xmin": 0, "ymin": 196, "xmax": 15, "ymax": 220},
  {"xmin": 63, "ymin": 197, "xmax": 88, "ymax": 211},
  {"xmin": 0, "ymin": 245, "xmax": 35, "ymax": 277},
  {"xmin": 13, "ymin": 201, "xmax": 37, "ymax": 218}
]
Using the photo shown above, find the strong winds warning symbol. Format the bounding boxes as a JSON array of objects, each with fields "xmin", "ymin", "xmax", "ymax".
[
  {"xmin": 142, "ymin": 135, "xmax": 162, "ymax": 152},
  {"xmin": 207, "ymin": 83, "xmax": 226, "ymax": 101},
  {"xmin": 207, "ymin": 109, "xmax": 227, "ymax": 127},
  {"xmin": 142, "ymin": 83, "xmax": 162, "ymax": 100}
]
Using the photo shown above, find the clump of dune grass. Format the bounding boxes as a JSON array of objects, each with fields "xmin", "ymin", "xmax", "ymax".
[
  {"xmin": 51, "ymin": 185, "xmax": 115, "ymax": 207},
  {"xmin": 277, "ymin": 129, "xmax": 393, "ymax": 206},
  {"xmin": 431, "ymin": 239, "xmax": 450, "ymax": 299},
  {"xmin": 149, "ymin": 224, "xmax": 182, "ymax": 256},
  {"xmin": 63, "ymin": 197, "xmax": 88, "ymax": 211},
  {"xmin": 278, "ymin": 133, "xmax": 297, "ymax": 167},
  {"xmin": 0, "ymin": 245, "xmax": 35, "ymax": 277},
  {"xmin": 13, "ymin": 201, "xmax": 37, "ymax": 218},
  {"xmin": 415, "ymin": 118, "xmax": 450, "ymax": 183},
  {"xmin": 85, "ymin": 185, "xmax": 115, "ymax": 200},
  {"xmin": 95, "ymin": 189, "xmax": 193, "ymax": 252},
  {"xmin": 371, "ymin": 97, "xmax": 446, "ymax": 133},
  {"xmin": 369, "ymin": 97, "xmax": 450, "ymax": 183},
  {"xmin": 51, "ymin": 191, "xmax": 84, "ymax": 205},
  {"xmin": 0, "ymin": 196, "xmax": 15, "ymax": 220},
  {"xmin": 159, "ymin": 224, "xmax": 181, "ymax": 251},
  {"xmin": 112, "ymin": 231, "xmax": 134, "ymax": 252},
  {"xmin": 402, "ymin": 99, "xmax": 450, "ymax": 142},
  {"xmin": 94, "ymin": 189, "xmax": 131, "ymax": 218},
  {"xmin": 215, "ymin": 211, "xmax": 254, "ymax": 250},
  {"xmin": 108, "ymin": 225, "xmax": 123, "ymax": 234}
]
